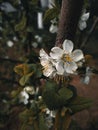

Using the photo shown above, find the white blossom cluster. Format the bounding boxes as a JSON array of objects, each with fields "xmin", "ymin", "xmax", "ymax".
[
  {"xmin": 19, "ymin": 86, "xmax": 39, "ymax": 105},
  {"xmin": 49, "ymin": 18, "xmax": 58, "ymax": 33},
  {"xmin": 78, "ymin": 10, "xmax": 90, "ymax": 31},
  {"xmin": 39, "ymin": 39, "xmax": 84, "ymax": 78}
]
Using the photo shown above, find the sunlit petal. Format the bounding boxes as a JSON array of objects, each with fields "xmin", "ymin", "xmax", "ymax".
[
  {"xmin": 64, "ymin": 62, "xmax": 77, "ymax": 74},
  {"xmin": 56, "ymin": 61, "xmax": 65, "ymax": 75},
  {"xmin": 43, "ymin": 66, "xmax": 55, "ymax": 77},
  {"xmin": 40, "ymin": 49, "xmax": 49, "ymax": 58},
  {"xmin": 63, "ymin": 39, "xmax": 73, "ymax": 53},
  {"xmin": 40, "ymin": 58, "xmax": 49, "ymax": 66},
  {"xmin": 81, "ymin": 12, "xmax": 90, "ymax": 21},
  {"xmin": 50, "ymin": 47, "xmax": 63, "ymax": 59},
  {"xmin": 72, "ymin": 49, "xmax": 84, "ymax": 62}
]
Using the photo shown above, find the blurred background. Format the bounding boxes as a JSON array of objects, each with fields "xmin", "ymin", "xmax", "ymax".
[{"xmin": 0, "ymin": 0, "xmax": 98, "ymax": 130}]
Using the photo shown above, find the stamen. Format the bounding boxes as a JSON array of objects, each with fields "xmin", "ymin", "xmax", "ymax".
[
  {"xmin": 53, "ymin": 75, "xmax": 69, "ymax": 84},
  {"xmin": 62, "ymin": 54, "xmax": 72, "ymax": 62}
]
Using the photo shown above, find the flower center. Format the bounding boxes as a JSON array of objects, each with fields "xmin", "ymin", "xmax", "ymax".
[
  {"xmin": 43, "ymin": 64, "xmax": 49, "ymax": 72},
  {"xmin": 62, "ymin": 54, "xmax": 72, "ymax": 62}
]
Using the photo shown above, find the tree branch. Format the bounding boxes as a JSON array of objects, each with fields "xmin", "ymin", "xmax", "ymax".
[
  {"xmin": 55, "ymin": 0, "xmax": 84, "ymax": 47},
  {"xmin": 0, "ymin": 57, "xmax": 23, "ymax": 63},
  {"xmin": 80, "ymin": 17, "xmax": 98, "ymax": 49}
]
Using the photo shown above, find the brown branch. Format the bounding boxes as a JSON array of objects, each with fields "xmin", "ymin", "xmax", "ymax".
[
  {"xmin": 55, "ymin": 0, "xmax": 84, "ymax": 47},
  {"xmin": 80, "ymin": 17, "xmax": 98, "ymax": 49},
  {"xmin": 0, "ymin": 57, "xmax": 23, "ymax": 63}
]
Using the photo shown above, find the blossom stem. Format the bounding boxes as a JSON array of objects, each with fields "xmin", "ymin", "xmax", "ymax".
[{"xmin": 55, "ymin": 0, "xmax": 84, "ymax": 47}]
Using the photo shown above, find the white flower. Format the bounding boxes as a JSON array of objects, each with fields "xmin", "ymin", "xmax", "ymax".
[
  {"xmin": 39, "ymin": 49, "xmax": 56, "ymax": 77},
  {"xmin": 78, "ymin": 10, "xmax": 90, "ymax": 31},
  {"xmin": 50, "ymin": 39, "xmax": 84, "ymax": 74},
  {"xmin": 13, "ymin": 36, "xmax": 18, "ymax": 41},
  {"xmin": 45, "ymin": 108, "xmax": 56, "ymax": 118},
  {"xmin": 49, "ymin": 24, "xmax": 58, "ymax": 33},
  {"xmin": 24, "ymin": 86, "xmax": 35, "ymax": 95},
  {"xmin": 6, "ymin": 40, "xmax": 14, "ymax": 47},
  {"xmin": 32, "ymin": 42, "xmax": 38, "ymax": 48},
  {"xmin": 49, "ymin": 18, "xmax": 58, "ymax": 33},
  {"xmin": 35, "ymin": 35, "xmax": 42, "ymax": 43},
  {"xmin": 82, "ymin": 67, "xmax": 92, "ymax": 84},
  {"xmin": 48, "ymin": 0, "xmax": 55, "ymax": 9},
  {"xmin": 45, "ymin": 108, "xmax": 56, "ymax": 128},
  {"xmin": 19, "ymin": 90, "xmax": 29, "ymax": 105}
]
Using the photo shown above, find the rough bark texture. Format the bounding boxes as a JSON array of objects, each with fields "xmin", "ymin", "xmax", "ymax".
[{"xmin": 55, "ymin": 0, "xmax": 84, "ymax": 47}]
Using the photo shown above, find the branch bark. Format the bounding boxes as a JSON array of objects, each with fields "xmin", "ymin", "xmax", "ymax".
[
  {"xmin": 55, "ymin": 0, "xmax": 84, "ymax": 47},
  {"xmin": 54, "ymin": 1, "xmax": 84, "ymax": 129}
]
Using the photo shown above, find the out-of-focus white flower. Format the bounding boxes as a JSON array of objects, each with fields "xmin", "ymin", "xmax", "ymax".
[
  {"xmin": 39, "ymin": 49, "xmax": 56, "ymax": 77},
  {"xmin": 24, "ymin": 86, "xmax": 35, "ymax": 95},
  {"xmin": 0, "ymin": 2, "xmax": 17, "ymax": 13},
  {"xmin": 78, "ymin": 10, "xmax": 90, "ymax": 31},
  {"xmin": 49, "ymin": 24, "xmax": 58, "ymax": 33},
  {"xmin": 35, "ymin": 35, "xmax": 42, "ymax": 43},
  {"xmin": 48, "ymin": 0, "xmax": 55, "ymax": 9},
  {"xmin": 82, "ymin": 67, "xmax": 92, "ymax": 84},
  {"xmin": 19, "ymin": 90, "xmax": 29, "ymax": 105},
  {"xmin": 45, "ymin": 108, "xmax": 56, "ymax": 118},
  {"xmin": 38, "ymin": 96, "xmax": 42, "ymax": 100},
  {"xmin": 45, "ymin": 116, "xmax": 53, "ymax": 128},
  {"xmin": 50, "ymin": 39, "xmax": 84, "ymax": 74},
  {"xmin": 32, "ymin": 42, "xmax": 38, "ymax": 48},
  {"xmin": 49, "ymin": 18, "xmax": 58, "ymax": 33},
  {"xmin": 13, "ymin": 36, "xmax": 18, "ymax": 41},
  {"xmin": 6, "ymin": 40, "xmax": 14, "ymax": 47},
  {"xmin": 37, "ymin": 12, "xmax": 43, "ymax": 29}
]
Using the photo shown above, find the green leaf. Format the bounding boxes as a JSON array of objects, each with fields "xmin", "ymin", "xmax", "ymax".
[
  {"xmin": 42, "ymin": 81, "xmax": 73, "ymax": 110},
  {"xmin": 68, "ymin": 96, "xmax": 93, "ymax": 114},
  {"xmin": 58, "ymin": 87, "xmax": 73, "ymax": 102},
  {"xmin": 44, "ymin": 7, "xmax": 60, "ymax": 22},
  {"xmin": 15, "ymin": 12, "xmax": 27, "ymax": 31},
  {"xmin": 19, "ymin": 75, "xmax": 30, "ymax": 86}
]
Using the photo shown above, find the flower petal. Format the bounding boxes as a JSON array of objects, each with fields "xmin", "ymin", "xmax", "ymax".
[
  {"xmin": 63, "ymin": 39, "xmax": 73, "ymax": 53},
  {"xmin": 43, "ymin": 66, "xmax": 56, "ymax": 77},
  {"xmin": 78, "ymin": 21, "xmax": 87, "ymax": 30},
  {"xmin": 40, "ymin": 49, "xmax": 49, "ymax": 58},
  {"xmin": 40, "ymin": 58, "xmax": 49, "ymax": 66},
  {"xmin": 56, "ymin": 61, "xmax": 65, "ymax": 75},
  {"xmin": 83, "ymin": 76, "xmax": 90, "ymax": 85},
  {"xmin": 64, "ymin": 62, "xmax": 77, "ymax": 74},
  {"xmin": 81, "ymin": 12, "xmax": 90, "ymax": 21},
  {"xmin": 50, "ymin": 47, "xmax": 63, "ymax": 59},
  {"xmin": 72, "ymin": 49, "xmax": 84, "ymax": 62},
  {"xmin": 49, "ymin": 24, "xmax": 58, "ymax": 33}
]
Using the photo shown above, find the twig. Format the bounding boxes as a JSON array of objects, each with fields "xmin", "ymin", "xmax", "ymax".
[
  {"xmin": 80, "ymin": 17, "xmax": 98, "ymax": 49},
  {"xmin": 0, "ymin": 57, "xmax": 23, "ymax": 63}
]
